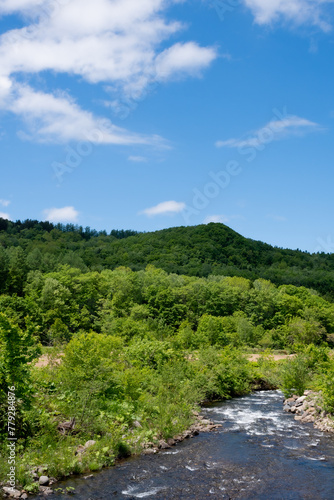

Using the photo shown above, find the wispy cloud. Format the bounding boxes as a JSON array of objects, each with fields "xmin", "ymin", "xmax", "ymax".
[
  {"xmin": 243, "ymin": 0, "xmax": 334, "ymax": 32},
  {"xmin": 5, "ymin": 83, "xmax": 167, "ymax": 146},
  {"xmin": 128, "ymin": 156, "xmax": 148, "ymax": 163},
  {"xmin": 140, "ymin": 200, "xmax": 186, "ymax": 217},
  {"xmin": 215, "ymin": 115, "xmax": 320, "ymax": 149},
  {"xmin": 203, "ymin": 214, "xmax": 244, "ymax": 224},
  {"xmin": 0, "ymin": 212, "xmax": 10, "ymax": 220},
  {"xmin": 0, "ymin": 0, "xmax": 218, "ymax": 144},
  {"xmin": 43, "ymin": 206, "xmax": 79, "ymax": 223},
  {"xmin": 0, "ymin": 199, "xmax": 10, "ymax": 207}
]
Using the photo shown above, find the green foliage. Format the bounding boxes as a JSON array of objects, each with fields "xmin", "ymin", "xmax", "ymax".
[
  {"xmin": 2, "ymin": 220, "xmax": 334, "ymax": 298},
  {"xmin": 196, "ymin": 314, "xmax": 230, "ymax": 347},
  {"xmin": 55, "ymin": 332, "xmax": 124, "ymax": 432},
  {"xmin": 0, "ymin": 313, "xmax": 40, "ymax": 396},
  {"xmin": 191, "ymin": 347, "xmax": 253, "ymax": 401},
  {"xmin": 284, "ymin": 318, "xmax": 326, "ymax": 347},
  {"xmin": 322, "ymin": 366, "xmax": 334, "ymax": 413},
  {"xmin": 279, "ymin": 354, "xmax": 312, "ymax": 397},
  {"xmin": 0, "ymin": 313, "xmax": 41, "ymax": 437},
  {"xmin": 1, "ymin": 220, "xmax": 334, "ymax": 484}
]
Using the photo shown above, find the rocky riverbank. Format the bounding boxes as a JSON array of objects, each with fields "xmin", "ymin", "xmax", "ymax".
[
  {"xmin": 283, "ymin": 390, "xmax": 334, "ymax": 433},
  {"xmin": 141, "ymin": 413, "xmax": 222, "ymax": 455},
  {"xmin": 1, "ymin": 414, "xmax": 221, "ymax": 498}
]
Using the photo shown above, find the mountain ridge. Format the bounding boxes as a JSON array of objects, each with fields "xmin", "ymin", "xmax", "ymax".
[{"xmin": 0, "ymin": 218, "xmax": 333, "ymax": 298}]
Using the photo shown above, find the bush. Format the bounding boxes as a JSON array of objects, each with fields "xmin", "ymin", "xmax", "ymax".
[
  {"xmin": 279, "ymin": 354, "xmax": 311, "ymax": 397},
  {"xmin": 322, "ymin": 365, "xmax": 334, "ymax": 413}
]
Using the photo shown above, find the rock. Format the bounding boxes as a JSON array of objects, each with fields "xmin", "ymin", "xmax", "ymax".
[
  {"xmin": 84, "ymin": 440, "xmax": 96, "ymax": 449},
  {"xmin": 21, "ymin": 494, "xmax": 28, "ymax": 500},
  {"xmin": 183, "ymin": 430, "xmax": 192, "ymax": 438},
  {"xmin": 2, "ymin": 488, "xmax": 21, "ymax": 498},
  {"xmin": 173, "ymin": 435, "xmax": 183, "ymax": 442},
  {"xmin": 75, "ymin": 445, "xmax": 86, "ymax": 455},
  {"xmin": 295, "ymin": 396, "xmax": 307, "ymax": 407},
  {"xmin": 142, "ymin": 448, "xmax": 157, "ymax": 455},
  {"xmin": 301, "ymin": 414, "xmax": 315, "ymax": 423},
  {"xmin": 284, "ymin": 390, "xmax": 334, "ymax": 435},
  {"xmin": 200, "ymin": 419, "xmax": 211, "ymax": 425},
  {"xmin": 39, "ymin": 486, "xmax": 54, "ymax": 495},
  {"xmin": 208, "ymin": 424, "xmax": 218, "ymax": 430},
  {"xmin": 39, "ymin": 476, "xmax": 50, "ymax": 486},
  {"xmin": 167, "ymin": 438, "xmax": 176, "ymax": 446},
  {"xmin": 142, "ymin": 441, "xmax": 154, "ymax": 449},
  {"xmin": 133, "ymin": 420, "xmax": 142, "ymax": 429},
  {"xmin": 158, "ymin": 440, "xmax": 171, "ymax": 449}
]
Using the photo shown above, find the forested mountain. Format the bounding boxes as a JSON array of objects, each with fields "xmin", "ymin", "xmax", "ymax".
[
  {"xmin": 1, "ymin": 218, "xmax": 334, "ymax": 298},
  {"xmin": 2, "ymin": 218, "xmax": 334, "ymax": 491}
]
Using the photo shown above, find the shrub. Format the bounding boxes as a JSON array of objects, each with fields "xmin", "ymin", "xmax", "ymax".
[{"xmin": 279, "ymin": 354, "xmax": 311, "ymax": 397}]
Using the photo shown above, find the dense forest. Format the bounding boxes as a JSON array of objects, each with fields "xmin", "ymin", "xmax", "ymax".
[
  {"xmin": 1, "ymin": 218, "xmax": 334, "ymax": 299},
  {"xmin": 1, "ymin": 220, "xmax": 334, "ymax": 494}
]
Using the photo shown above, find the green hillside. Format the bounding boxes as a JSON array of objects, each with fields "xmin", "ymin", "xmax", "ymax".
[
  {"xmin": 1, "ymin": 218, "xmax": 334, "ymax": 298},
  {"xmin": 2, "ymin": 218, "xmax": 334, "ymax": 492}
]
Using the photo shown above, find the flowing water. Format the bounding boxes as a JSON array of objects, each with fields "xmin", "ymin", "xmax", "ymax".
[{"xmin": 49, "ymin": 391, "xmax": 334, "ymax": 499}]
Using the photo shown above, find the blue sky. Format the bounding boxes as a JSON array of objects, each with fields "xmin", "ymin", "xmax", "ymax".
[{"xmin": 0, "ymin": 0, "xmax": 334, "ymax": 253}]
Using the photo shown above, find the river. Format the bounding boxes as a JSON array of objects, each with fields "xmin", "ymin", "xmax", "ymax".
[{"xmin": 48, "ymin": 391, "xmax": 334, "ymax": 499}]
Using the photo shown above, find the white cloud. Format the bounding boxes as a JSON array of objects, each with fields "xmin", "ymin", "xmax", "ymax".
[
  {"xmin": 155, "ymin": 42, "xmax": 218, "ymax": 80},
  {"xmin": 203, "ymin": 215, "xmax": 243, "ymax": 224},
  {"xmin": 43, "ymin": 206, "xmax": 79, "ymax": 223},
  {"xmin": 6, "ymin": 83, "xmax": 166, "ymax": 145},
  {"xmin": 0, "ymin": 0, "xmax": 218, "ymax": 144},
  {"xmin": 215, "ymin": 115, "xmax": 320, "ymax": 149},
  {"xmin": 128, "ymin": 156, "xmax": 148, "ymax": 162},
  {"xmin": 243, "ymin": 0, "xmax": 334, "ymax": 31},
  {"xmin": 0, "ymin": 0, "xmax": 45, "ymax": 12},
  {"xmin": 0, "ymin": 199, "xmax": 10, "ymax": 207},
  {"xmin": 140, "ymin": 200, "xmax": 186, "ymax": 216},
  {"xmin": 0, "ymin": 212, "xmax": 10, "ymax": 220}
]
